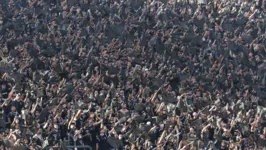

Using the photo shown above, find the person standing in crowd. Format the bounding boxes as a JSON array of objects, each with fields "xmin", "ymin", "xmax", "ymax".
[{"xmin": 96, "ymin": 130, "xmax": 110, "ymax": 150}]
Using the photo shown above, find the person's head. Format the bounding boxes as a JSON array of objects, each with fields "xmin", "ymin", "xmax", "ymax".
[
  {"xmin": 37, "ymin": 129, "xmax": 42, "ymax": 135},
  {"xmin": 1, "ymin": 84, "xmax": 6, "ymax": 90},
  {"xmin": 63, "ymin": 104, "xmax": 67, "ymax": 108},
  {"xmin": 35, "ymin": 110, "xmax": 40, "ymax": 117},
  {"xmin": 94, "ymin": 90, "xmax": 98, "ymax": 97},
  {"xmin": 122, "ymin": 103, "xmax": 127, "ymax": 109},
  {"xmin": 100, "ymin": 130, "xmax": 105, "ymax": 136},
  {"xmin": 99, "ymin": 90, "xmax": 104, "ymax": 95},
  {"xmin": 88, "ymin": 119, "xmax": 93, "ymax": 126},
  {"xmin": 14, "ymin": 117, "xmax": 19, "ymax": 124},
  {"xmin": 118, "ymin": 134, "xmax": 123, "ymax": 140},
  {"xmin": 229, "ymin": 142, "xmax": 236, "ymax": 149},
  {"xmin": 24, "ymin": 138, "xmax": 29, "ymax": 144},
  {"xmin": 221, "ymin": 140, "xmax": 228, "ymax": 147},
  {"xmin": 189, "ymin": 127, "xmax": 195, "ymax": 133},
  {"xmin": 11, "ymin": 106, "xmax": 16, "ymax": 112},
  {"xmin": 70, "ymin": 123, "xmax": 76, "ymax": 129},
  {"xmin": 193, "ymin": 112, "xmax": 198, "ymax": 118},
  {"xmin": 255, "ymin": 55, "xmax": 261, "ymax": 63},
  {"xmin": 54, "ymin": 124, "xmax": 59, "ymax": 129}
]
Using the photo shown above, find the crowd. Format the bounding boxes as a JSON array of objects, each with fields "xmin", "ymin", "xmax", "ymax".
[{"xmin": 0, "ymin": 0, "xmax": 266, "ymax": 149}]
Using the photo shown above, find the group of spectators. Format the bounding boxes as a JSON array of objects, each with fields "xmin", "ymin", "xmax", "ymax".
[{"xmin": 0, "ymin": 0, "xmax": 266, "ymax": 149}]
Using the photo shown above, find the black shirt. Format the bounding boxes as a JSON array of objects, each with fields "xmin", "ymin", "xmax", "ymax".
[
  {"xmin": 8, "ymin": 111, "xmax": 18, "ymax": 124},
  {"xmin": 96, "ymin": 134, "xmax": 110, "ymax": 150},
  {"xmin": 48, "ymin": 130, "xmax": 61, "ymax": 146},
  {"xmin": 10, "ymin": 100, "xmax": 24, "ymax": 114},
  {"xmin": 89, "ymin": 126, "xmax": 98, "ymax": 143},
  {"xmin": 1, "ymin": 90, "xmax": 8, "ymax": 99},
  {"xmin": 0, "ymin": 98, "xmax": 4, "ymax": 107},
  {"xmin": 68, "ymin": 129, "xmax": 75, "ymax": 145},
  {"xmin": 0, "ymin": 83, "xmax": 11, "ymax": 99},
  {"xmin": 208, "ymin": 126, "xmax": 215, "ymax": 141},
  {"xmin": 82, "ymin": 127, "xmax": 93, "ymax": 146}
]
